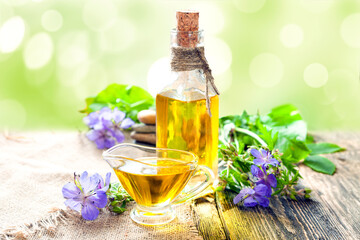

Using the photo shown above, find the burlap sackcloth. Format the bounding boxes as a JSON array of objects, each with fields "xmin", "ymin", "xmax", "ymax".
[{"xmin": 0, "ymin": 131, "xmax": 202, "ymax": 240}]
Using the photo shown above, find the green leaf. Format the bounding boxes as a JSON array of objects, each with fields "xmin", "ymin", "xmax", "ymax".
[
  {"xmin": 79, "ymin": 97, "xmax": 95, "ymax": 113},
  {"xmin": 112, "ymin": 206, "xmax": 127, "ymax": 213},
  {"xmin": 306, "ymin": 134, "xmax": 314, "ymax": 144},
  {"xmin": 267, "ymin": 104, "xmax": 302, "ymax": 126},
  {"xmin": 303, "ymin": 155, "xmax": 336, "ymax": 175},
  {"xmin": 272, "ymin": 120, "xmax": 307, "ymax": 142},
  {"xmin": 88, "ymin": 103, "xmax": 108, "ymax": 112},
  {"xmin": 256, "ymin": 119, "xmax": 277, "ymax": 150},
  {"xmin": 80, "ymin": 84, "xmax": 154, "ymax": 121},
  {"xmin": 219, "ymin": 169, "xmax": 242, "ymax": 192},
  {"xmin": 276, "ymin": 136, "xmax": 310, "ymax": 163},
  {"xmin": 307, "ymin": 142, "xmax": 345, "ymax": 155}
]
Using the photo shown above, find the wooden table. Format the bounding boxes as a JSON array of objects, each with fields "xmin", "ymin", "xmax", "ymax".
[
  {"xmin": 191, "ymin": 132, "xmax": 360, "ymax": 239},
  {"xmin": 2, "ymin": 131, "xmax": 357, "ymax": 239}
]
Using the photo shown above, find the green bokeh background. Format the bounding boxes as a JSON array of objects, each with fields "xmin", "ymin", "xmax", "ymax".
[{"xmin": 0, "ymin": 0, "xmax": 359, "ymax": 130}]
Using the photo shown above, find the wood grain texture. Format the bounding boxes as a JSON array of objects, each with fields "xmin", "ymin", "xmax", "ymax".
[
  {"xmin": 191, "ymin": 197, "xmax": 227, "ymax": 240},
  {"xmin": 193, "ymin": 132, "xmax": 360, "ymax": 240}
]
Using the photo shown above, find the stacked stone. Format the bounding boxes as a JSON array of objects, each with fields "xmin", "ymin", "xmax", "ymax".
[{"xmin": 130, "ymin": 110, "xmax": 156, "ymax": 145}]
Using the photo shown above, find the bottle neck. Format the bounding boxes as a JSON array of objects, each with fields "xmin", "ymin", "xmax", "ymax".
[{"xmin": 170, "ymin": 29, "xmax": 204, "ymax": 48}]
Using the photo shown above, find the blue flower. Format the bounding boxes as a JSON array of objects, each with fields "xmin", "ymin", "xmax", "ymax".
[
  {"xmin": 250, "ymin": 148, "xmax": 279, "ymax": 167},
  {"xmin": 84, "ymin": 107, "xmax": 135, "ymax": 149},
  {"xmin": 62, "ymin": 171, "xmax": 111, "ymax": 221},
  {"xmin": 251, "ymin": 165, "xmax": 277, "ymax": 196},
  {"xmin": 233, "ymin": 184, "xmax": 270, "ymax": 207}
]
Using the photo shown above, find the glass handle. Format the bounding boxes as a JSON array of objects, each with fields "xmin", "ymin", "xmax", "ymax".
[{"xmin": 171, "ymin": 165, "xmax": 215, "ymax": 205}]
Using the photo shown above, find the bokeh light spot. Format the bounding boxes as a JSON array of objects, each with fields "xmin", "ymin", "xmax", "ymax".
[
  {"xmin": 250, "ymin": 53, "xmax": 283, "ymax": 88},
  {"xmin": 340, "ymin": 13, "xmax": 360, "ymax": 49},
  {"xmin": 82, "ymin": 0, "xmax": 117, "ymax": 31},
  {"xmin": 57, "ymin": 31, "xmax": 89, "ymax": 68},
  {"xmin": 191, "ymin": 2, "xmax": 225, "ymax": 35},
  {"xmin": 41, "ymin": 10, "xmax": 63, "ymax": 32},
  {"xmin": 24, "ymin": 32, "xmax": 53, "ymax": 69},
  {"xmin": 303, "ymin": 63, "xmax": 328, "ymax": 88},
  {"xmin": 280, "ymin": 24, "xmax": 304, "ymax": 48},
  {"xmin": 147, "ymin": 57, "xmax": 172, "ymax": 96},
  {"xmin": 99, "ymin": 18, "xmax": 136, "ymax": 53},
  {"xmin": 0, "ymin": 99, "xmax": 26, "ymax": 129},
  {"xmin": 206, "ymin": 37, "xmax": 232, "ymax": 75},
  {"xmin": 233, "ymin": 0, "xmax": 266, "ymax": 13},
  {"xmin": 0, "ymin": 16, "xmax": 25, "ymax": 53}
]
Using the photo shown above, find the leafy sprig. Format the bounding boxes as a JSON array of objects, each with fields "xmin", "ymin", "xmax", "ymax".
[
  {"xmin": 219, "ymin": 104, "xmax": 344, "ymax": 175},
  {"xmin": 106, "ymin": 182, "xmax": 133, "ymax": 214},
  {"xmin": 218, "ymin": 104, "xmax": 344, "ymax": 206},
  {"xmin": 219, "ymin": 144, "xmax": 308, "ymax": 203}
]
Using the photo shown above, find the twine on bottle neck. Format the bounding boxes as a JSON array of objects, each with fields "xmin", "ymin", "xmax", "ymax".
[{"xmin": 170, "ymin": 46, "xmax": 220, "ymax": 117}]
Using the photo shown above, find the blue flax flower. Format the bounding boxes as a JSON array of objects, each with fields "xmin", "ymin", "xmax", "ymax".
[
  {"xmin": 62, "ymin": 171, "xmax": 111, "ymax": 220},
  {"xmin": 233, "ymin": 184, "xmax": 270, "ymax": 207},
  {"xmin": 84, "ymin": 107, "xmax": 135, "ymax": 149},
  {"xmin": 250, "ymin": 148, "xmax": 279, "ymax": 166},
  {"xmin": 251, "ymin": 165, "xmax": 277, "ymax": 196}
]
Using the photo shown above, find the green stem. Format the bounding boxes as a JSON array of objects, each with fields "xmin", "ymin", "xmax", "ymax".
[{"xmin": 234, "ymin": 127, "xmax": 268, "ymax": 148}]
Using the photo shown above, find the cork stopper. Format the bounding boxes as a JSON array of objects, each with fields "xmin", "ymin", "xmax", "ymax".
[{"xmin": 176, "ymin": 11, "xmax": 199, "ymax": 47}]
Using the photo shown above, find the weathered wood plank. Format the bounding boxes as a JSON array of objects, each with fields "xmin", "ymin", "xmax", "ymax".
[
  {"xmin": 214, "ymin": 132, "xmax": 360, "ymax": 240},
  {"xmin": 191, "ymin": 197, "xmax": 227, "ymax": 240},
  {"xmin": 303, "ymin": 132, "xmax": 360, "ymax": 237}
]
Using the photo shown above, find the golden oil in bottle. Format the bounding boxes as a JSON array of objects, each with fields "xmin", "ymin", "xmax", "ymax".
[{"xmin": 156, "ymin": 94, "xmax": 219, "ymax": 175}]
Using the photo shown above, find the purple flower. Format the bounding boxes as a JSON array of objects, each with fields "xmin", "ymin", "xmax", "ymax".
[
  {"xmin": 233, "ymin": 184, "xmax": 270, "ymax": 207},
  {"xmin": 251, "ymin": 165, "xmax": 277, "ymax": 196},
  {"xmin": 84, "ymin": 107, "xmax": 135, "ymax": 149},
  {"xmin": 250, "ymin": 148, "xmax": 279, "ymax": 166},
  {"xmin": 91, "ymin": 172, "xmax": 111, "ymax": 192},
  {"xmin": 120, "ymin": 118, "xmax": 135, "ymax": 129},
  {"xmin": 86, "ymin": 129, "xmax": 116, "ymax": 149},
  {"xmin": 83, "ymin": 107, "xmax": 112, "ymax": 130},
  {"xmin": 62, "ymin": 171, "xmax": 111, "ymax": 220}
]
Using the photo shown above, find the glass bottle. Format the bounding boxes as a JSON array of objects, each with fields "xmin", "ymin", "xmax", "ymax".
[{"xmin": 156, "ymin": 11, "xmax": 219, "ymax": 176}]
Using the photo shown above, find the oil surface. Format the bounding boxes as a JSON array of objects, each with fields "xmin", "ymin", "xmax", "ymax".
[
  {"xmin": 113, "ymin": 158, "xmax": 194, "ymax": 207},
  {"xmin": 156, "ymin": 94, "xmax": 219, "ymax": 175}
]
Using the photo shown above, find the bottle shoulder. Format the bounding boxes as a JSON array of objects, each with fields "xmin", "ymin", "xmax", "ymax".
[{"xmin": 158, "ymin": 69, "xmax": 218, "ymax": 101}]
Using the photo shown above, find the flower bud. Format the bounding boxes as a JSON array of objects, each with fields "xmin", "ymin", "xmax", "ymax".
[
  {"xmin": 304, "ymin": 188, "xmax": 312, "ymax": 194},
  {"xmin": 229, "ymin": 143, "xmax": 237, "ymax": 152},
  {"xmin": 215, "ymin": 186, "xmax": 225, "ymax": 192},
  {"xmin": 290, "ymin": 194, "xmax": 297, "ymax": 201},
  {"xmin": 304, "ymin": 194, "xmax": 311, "ymax": 199},
  {"xmin": 240, "ymin": 173, "xmax": 249, "ymax": 181},
  {"xmin": 223, "ymin": 149, "xmax": 233, "ymax": 155}
]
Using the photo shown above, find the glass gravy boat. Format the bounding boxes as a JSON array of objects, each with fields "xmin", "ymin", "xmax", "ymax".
[{"xmin": 103, "ymin": 143, "xmax": 214, "ymax": 225}]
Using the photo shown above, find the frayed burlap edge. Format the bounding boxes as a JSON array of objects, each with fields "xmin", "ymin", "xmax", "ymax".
[{"xmin": 0, "ymin": 208, "xmax": 77, "ymax": 240}]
